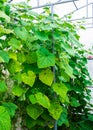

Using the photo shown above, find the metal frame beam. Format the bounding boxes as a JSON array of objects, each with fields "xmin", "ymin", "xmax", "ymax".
[
  {"xmin": 31, "ymin": 0, "xmax": 78, "ymax": 10},
  {"xmin": 62, "ymin": 1, "xmax": 93, "ymax": 29}
]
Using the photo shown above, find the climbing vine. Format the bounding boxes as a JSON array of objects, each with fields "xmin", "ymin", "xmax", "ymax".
[{"xmin": 0, "ymin": 0, "xmax": 93, "ymax": 130}]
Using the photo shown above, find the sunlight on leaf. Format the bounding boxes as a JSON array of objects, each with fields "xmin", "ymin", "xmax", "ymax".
[
  {"xmin": 21, "ymin": 71, "xmax": 36, "ymax": 87},
  {"xmin": 35, "ymin": 92, "xmax": 50, "ymax": 108},
  {"xmin": 39, "ymin": 69, "xmax": 54, "ymax": 86}
]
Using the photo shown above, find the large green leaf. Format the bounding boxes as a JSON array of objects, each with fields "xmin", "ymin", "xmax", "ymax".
[
  {"xmin": 8, "ymin": 60, "xmax": 22, "ymax": 73},
  {"xmin": 0, "ymin": 106, "xmax": 11, "ymax": 130},
  {"xmin": 26, "ymin": 104, "xmax": 44, "ymax": 120},
  {"xmin": 21, "ymin": 71, "xmax": 36, "ymax": 87},
  {"xmin": 36, "ymin": 47, "xmax": 55, "ymax": 68},
  {"xmin": 14, "ymin": 27, "xmax": 29, "ymax": 41},
  {"xmin": 39, "ymin": 69, "xmax": 54, "ymax": 86},
  {"xmin": 52, "ymin": 83, "xmax": 68, "ymax": 100},
  {"xmin": 48, "ymin": 101, "xmax": 63, "ymax": 120},
  {"xmin": 35, "ymin": 29, "xmax": 49, "ymax": 41},
  {"xmin": 35, "ymin": 92, "xmax": 50, "ymax": 108},
  {"xmin": 0, "ymin": 11, "xmax": 10, "ymax": 22},
  {"xmin": 0, "ymin": 51, "xmax": 9, "ymax": 63},
  {"xmin": 8, "ymin": 38, "xmax": 22, "ymax": 50},
  {"xmin": 2, "ymin": 102, "xmax": 17, "ymax": 118},
  {"xmin": 12, "ymin": 85, "xmax": 26, "ymax": 97},
  {"xmin": 0, "ymin": 80, "xmax": 7, "ymax": 92}
]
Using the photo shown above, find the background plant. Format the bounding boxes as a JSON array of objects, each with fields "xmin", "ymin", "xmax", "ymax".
[{"xmin": 0, "ymin": 0, "xmax": 93, "ymax": 130}]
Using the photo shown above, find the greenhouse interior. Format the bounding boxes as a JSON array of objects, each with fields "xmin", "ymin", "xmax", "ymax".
[{"xmin": 0, "ymin": 0, "xmax": 93, "ymax": 130}]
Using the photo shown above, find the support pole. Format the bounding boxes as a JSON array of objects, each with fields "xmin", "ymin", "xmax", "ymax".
[
  {"xmin": 54, "ymin": 121, "xmax": 58, "ymax": 130},
  {"xmin": 86, "ymin": 0, "xmax": 88, "ymax": 18},
  {"xmin": 51, "ymin": 4, "xmax": 57, "ymax": 130},
  {"xmin": 92, "ymin": 3, "xmax": 93, "ymax": 27},
  {"xmin": 37, "ymin": 0, "xmax": 40, "ymax": 7}
]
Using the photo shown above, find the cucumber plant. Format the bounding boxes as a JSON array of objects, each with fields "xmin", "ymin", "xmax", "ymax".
[{"xmin": 0, "ymin": 0, "xmax": 93, "ymax": 130}]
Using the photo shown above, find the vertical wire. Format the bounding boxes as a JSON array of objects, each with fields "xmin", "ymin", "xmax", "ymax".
[
  {"xmin": 37, "ymin": 0, "xmax": 39, "ymax": 7},
  {"xmin": 51, "ymin": 4, "xmax": 57, "ymax": 130},
  {"xmin": 92, "ymin": 3, "xmax": 93, "ymax": 28},
  {"xmin": 51, "ymin": 4, "xmax": 56, "ymax": 82},
  {"xmin": 54, "ymin": 121, "xmax": 58, "ymax": 130},
  {"xmin": 86, "ymin": 0, "xmax": 88, "ymax": 18}
]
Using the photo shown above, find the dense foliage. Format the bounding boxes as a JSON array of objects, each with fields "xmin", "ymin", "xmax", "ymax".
[{"xmin": 0, "ymin": 0, "xmax": 93, "ymax": 130}]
